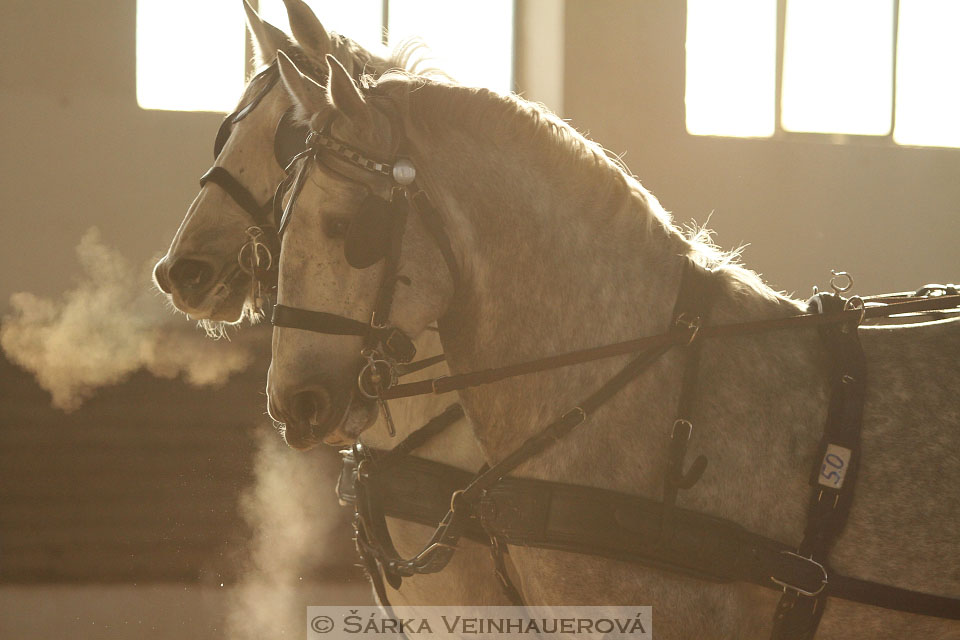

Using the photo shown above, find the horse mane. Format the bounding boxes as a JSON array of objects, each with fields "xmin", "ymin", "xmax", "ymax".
[
  {"xmin": 373, "ymin": 75, "xmax": 684, "ymax": 235},
  {"xmin": 371, "ymin": 75, "xmax": 780, "ymax": 301},
  {"xmin": 384, "ymin": 37, "xmax": 452, "ymax": 80}
]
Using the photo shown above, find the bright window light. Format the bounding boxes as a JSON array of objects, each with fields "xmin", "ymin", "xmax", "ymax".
[
  {"xmin": 258, "ymin": 0, "xmax": 384, "ymax": 53},
  {"xmin": 894, "ymin": 0, "xmax": 960, "ymax": 147},
  {"xmin": 136, "ymin": 0, "xmax": 246, "ymax": 113},
  {"xmin": 138, "ymin": 1, "xmax": 514, "ymax": 112},
  {"xmin": 685, "ymin": 0, "xmax": 776, "ymax": 138},
  {"xmin": 781, "ymin": 0, "xmax": 894, "ymax": 135},
  {"xmin": 388, "ymin": 0, "xmax": 514, "ymax": 94}
]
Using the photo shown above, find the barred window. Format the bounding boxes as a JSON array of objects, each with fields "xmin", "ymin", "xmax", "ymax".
[
  {"xmin": 137, "ymin": 0, "xmax": 514, "ymax": 113},
  {"xmin": 685, "ymin": 0, "xmax": 960, "ymax": 148}
]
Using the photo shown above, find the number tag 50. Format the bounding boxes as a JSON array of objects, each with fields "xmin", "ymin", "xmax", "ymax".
[{"xmin": 818, "ymin": 444, "xmax": 852, "ymax": 489}]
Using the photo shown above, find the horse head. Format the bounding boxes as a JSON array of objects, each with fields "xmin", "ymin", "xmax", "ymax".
[
  {"xmin": 153, "ymin": 0, "xmax": 390, "ymax": 325},
  {"xmin": 267, "ymin": 54, "xmax": 456, "ymax": 448}
]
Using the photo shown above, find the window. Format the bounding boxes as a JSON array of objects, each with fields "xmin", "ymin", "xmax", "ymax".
[
  {"xmin": 137, "ymin": 0, "xmax": 514, "ymax": 113},
  {"xmin": 136, "ymin": 0, "xmax": 247, "ymax": 113},
  {"xmin": 685, "ymin": 0, "xmax": 960, "ymax": 148}
]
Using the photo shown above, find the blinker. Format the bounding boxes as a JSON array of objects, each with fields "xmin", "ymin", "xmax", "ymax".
[
  {"xmin": 274, "ymin": 108, "xmax": 310, "ymax": 170},
  {"xmin": 213, "ymin": 116, "xmax": 232, "ymax": 159},
  {"xmin": 344, "ymin": 194, "xmax": 401, "ymax": 269}
]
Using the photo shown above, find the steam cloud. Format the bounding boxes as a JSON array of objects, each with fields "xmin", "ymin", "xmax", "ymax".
[
  {"xmin": 0, "ymin": 227, "xmax": 253, "ymax": 410},
  {"xmin": 226, "ymin": 428, "xmax": 345, "ymax": 638}
]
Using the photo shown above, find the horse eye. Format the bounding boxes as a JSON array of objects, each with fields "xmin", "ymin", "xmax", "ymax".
[{"xmin": 324, "ymin": 218, "xmax": 350, "ymax": 239}]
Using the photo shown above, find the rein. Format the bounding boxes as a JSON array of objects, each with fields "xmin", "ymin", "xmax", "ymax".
[
  {"xmin": 270, "ymin": 108, "xmax": 960, "ymax": 633},
  {"xmin": 380, "ymin": 293, "xmax": 960, "ymax": 401}
]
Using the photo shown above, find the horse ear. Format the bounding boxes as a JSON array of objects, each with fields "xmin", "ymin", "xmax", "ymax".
[
  {"xmin": 243, "ymin": 0, "xmax": 293, "ymax": 66},
  {"xmin": 277, "ymin": 50, "xmax": 328, "ymax": 118},
  {"xmin": 281, "ymin": 0, "xmax": 334, "ymax": 60},
  {"xmin": 325, "ymin": 54, "xmax": 372, "ymax": 130}
]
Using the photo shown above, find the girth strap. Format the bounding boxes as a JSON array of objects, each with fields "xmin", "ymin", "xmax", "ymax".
[
  {"xmin": 772, "ymin": 293, "xmax": 868, "ymax": 639},
  {"xmin": 199, "ymin": 166, "xmax": 275, "ymax": 228}
]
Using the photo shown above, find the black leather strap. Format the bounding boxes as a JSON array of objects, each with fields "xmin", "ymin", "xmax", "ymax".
[
  {"xmin": 272, "ymin": 304, "xmax": 370, "ymax": 337},
  {"xmin": 772, "ymin": 293, "xmax": 869, "ymax": 639},
  {"xmin": 199, "ymin": 166, "xmax": 275, "ymax": 228},
  {"xmin": 213, "ymin": 63, "xmax": 280, "ymax": 159},
  {"xmin": 662, "ymin": 258, "xmax": 716, "ymax": 540},
  {"xmin": 410, "ymin": 190, "xmax": 461, "ymax": 289},
  {"xmin": 271, "ymin": 304, "xmax": 417, "ymax": 363},
  {"xmin": 340, "ymin": 450, "xmax": 960, "ymax": 620}
]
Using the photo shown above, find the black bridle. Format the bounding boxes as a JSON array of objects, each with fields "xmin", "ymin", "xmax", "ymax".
[
  {"xmin": 270, "ymin": 111, "xmax": 452, "ymax": 433},
  {"xmin": 196, "ymin": 58, "xmax": 355, "ymax": 310},
  {"xmin": 201, "ymin": 62, "xmax": 285, "ymax": 232}
]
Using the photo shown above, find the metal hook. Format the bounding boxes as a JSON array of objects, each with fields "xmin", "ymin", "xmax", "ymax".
[
  {"xmin": 829, "ymin": 270, "xmax": 854, "ymax": 295},
  {"xmin": 669, "ymin": 420, "xmax": 708, "ymax": 490},
  {"xmin": 843, "ymin": 295, "xmax": 866, "ymax": 329},
  {"xmin": 675, "ymin": 313, "xmax": 702, "ymax": 346}
]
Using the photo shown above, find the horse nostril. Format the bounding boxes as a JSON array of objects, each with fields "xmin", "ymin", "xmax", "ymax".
[
  {"xmin": 290, "ymin": 388, "xmax": 332, "ymax": 430},
  {"xmin": 153, "ymin": 258, "xmax": 172, "ymax": 294},
  {"xmin": 168, "ymin": 258, "xmax": 215, "ymax": 292}
]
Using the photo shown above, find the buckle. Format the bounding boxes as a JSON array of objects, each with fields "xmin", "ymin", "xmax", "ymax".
[
  {"xmin": 561, "ymin": 406, "xmax": 587, "ymax": 426},
  {"xmin": 383, "ymin": 328, "xmax": 417, "ymax": 363},
  {"xmin": 770, "ymin": 551, "xmax": 828, "ymax": 597},
  {"xmin": 672, "ymin": 418, "xmax": 693, "ymax": 441},
  {"xmin": 674, "ymin": 312, "xmax": 702, "ymax": 345}
]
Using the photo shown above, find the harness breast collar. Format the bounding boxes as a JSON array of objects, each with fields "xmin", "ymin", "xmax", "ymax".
[{"xmin": 269, "ymin": 108, "xmax": 960, "ymax": 635}]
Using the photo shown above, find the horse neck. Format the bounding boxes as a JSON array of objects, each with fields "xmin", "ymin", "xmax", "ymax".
[
  {"xmin": 416, "ymin": 130, "xmax": 691, "ymax": 451},
  {"xmin": 418, "ymin": 127, "xmax": 824, "ymax": 538}
]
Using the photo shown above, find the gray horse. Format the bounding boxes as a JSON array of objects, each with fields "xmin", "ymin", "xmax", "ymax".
[{"xmin": 269, "ymin": 53, "xmax": 960, "ymax": 638}]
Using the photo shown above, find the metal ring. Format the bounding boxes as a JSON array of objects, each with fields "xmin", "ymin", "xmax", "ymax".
[
  {"xmin": 237, "ymin": 229, "xmax": 274, "ymax": 274},
  {"xmin": 830, "ymin": 270, "xmax": 854, "ymax": 294},
  {"xmin": 358, "ymin": 358, "xmax": 394, "ymax": 399},
  {"xmin": 246, "ymin": 227, "xmax": 274, "ymax": 271}
]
